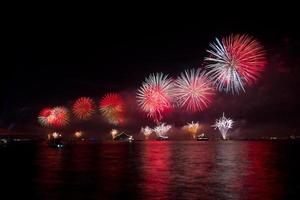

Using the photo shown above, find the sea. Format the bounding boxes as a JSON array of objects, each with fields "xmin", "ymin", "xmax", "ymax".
[{"xmin": 1, "ymin": 141, "xmax": 300, "ymax": 200}]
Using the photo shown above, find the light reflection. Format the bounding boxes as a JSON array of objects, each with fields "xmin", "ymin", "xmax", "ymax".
[{"xmin": 141, "ymin": 141, "xmax": 171, "ymax": 199}]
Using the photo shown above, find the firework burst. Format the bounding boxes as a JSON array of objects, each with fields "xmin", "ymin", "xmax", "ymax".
[
  {"xmin": 74, "ymin": 131, "xmax": 83, "ymax": 138},
  {"xmin": 153, "ymin": 123, "xmax": 172, "ymax": 137},
  {"xmin": 137, "ymin": 73, "xmax": 174, "ymax": 123},
  {"xmin": 38, "ymin": 107, "xmax": 53, "ymax": 126},
  {"xmin": 111, "ymin": 129, "xmax": 119, "ymax": 139},
  {"xmin": 183, "ymin": 121, "xmax": 200, "ymax": 139},
  {"xmin": 205, "ymin": 34, "xmax": 266, "ymax": 94},
  {"xmin": 141, "ymin": 126, "xmax": 153, "ymax": 139},
  {"xmin": 174, "ymin": 69, "xmax": 215, "ymax": 112},
  {"xmin": 212, "ymin": 113, "xmax": 233, "ymax": 140},
  {"xmin": 100, "ymin": 93, "xmax": 125, "ymax": 125},
  {"xmin": 38, "ymin": 107, "xmax": 69, "ymax": 127},
  {"xmin": 51, "ymin": 107, "xmax": 70, "ymax": 127},
  {"xmin": 72, "ymin": 97, "xmax": 95, "ymax": 120}
]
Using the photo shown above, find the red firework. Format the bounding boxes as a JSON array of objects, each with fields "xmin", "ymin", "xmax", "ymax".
[
  {"xmin": 99, "ymin": 93, "xmax": 125, "ymax": 125},
  {"xmin": 72, "ymin": 97, "xmax": 95, "ymax": 120},
  {"xmin": 38, "ymin": 107, "xmax": 69, "ymax": 127},
  {"xmin": 51, "ymin": 107, "xmax": 70, "ymax": 127},
  {"xmin": 38, "ymin": 107, "xmax": 53, "ymax": 126},
  {"xmin": 205, "ymin": 34, "xmax": 267, "ymax": 94},
  {"xmin": 173, "ymin": 69, "xmax": 215, "ymax": 112},
  {"xmin": 223, "ymin": 34, "xmax": 266, "ymax": 84},
  {"xmin": 136, "ymin": 73, "xmax": 174, "ymax": 123}
]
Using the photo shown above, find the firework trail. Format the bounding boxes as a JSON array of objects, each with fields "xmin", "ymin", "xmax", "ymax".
[{"xmin": 205, "ymin": 34, "xmax": 266, "ymax": 94}]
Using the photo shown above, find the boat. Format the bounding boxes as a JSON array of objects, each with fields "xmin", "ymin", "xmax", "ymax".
[
  {"xmin": 156, "ymin": 135, "xmax": 169, "ymax": 141},
  {"xmin": 196, "ymin": 133, "xmax": 209, "ymax": 141},
  {"xmin": 48, "ymin": 132, "xmax": 64, "ymax": 148},
  {"xmin": 0, "ymin": 138, "xmax": 8, "ymax": 147}
]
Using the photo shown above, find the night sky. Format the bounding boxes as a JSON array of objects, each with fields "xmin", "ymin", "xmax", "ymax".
[{"xmin": 9, "ymin": 14, "xmax": 300, "ymax": 138}]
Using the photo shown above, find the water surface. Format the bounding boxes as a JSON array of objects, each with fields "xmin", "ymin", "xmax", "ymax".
[{"xmin": 1, "ymin": 141, "xmax": 299, "ymax": 199}]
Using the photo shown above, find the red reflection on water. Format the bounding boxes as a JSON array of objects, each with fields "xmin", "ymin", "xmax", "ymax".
[
  {"xmin": 168, "ymin": 141, "xmax": 217, "ymax": 199},
  {"xmin": 241, "ymin": 142, "xmax": 283, "ymax": 200},
  {"xmin": 206, "ymin": 141, "xmax": 284, "ymax": 200},
  {"xmin": 34, "ymin": 144, "xmax": 64, "ymax": 199},
  {"xmin": 141, "ymin": 141, "xmax": 171, "ymax": 200},
  {"xmin": 97, "ymin": 142, "xmax": 132, "ymax": 199}
]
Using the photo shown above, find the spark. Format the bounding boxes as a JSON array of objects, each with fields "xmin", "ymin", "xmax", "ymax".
[
  {"xmin": 153, "ymin": 123, "xmax": 172, "ymax": 137},
  {"xmin": 141, "ymin": 126, "xmax": 153, "ymax": 139},
  {"xmin": 212, "ymin": 113, "xmax": 234, "ymax": 140},
  {"xmin": 137, "ymin": 73, "xmax": 174, "ymax": 123},
  {"xmin": 205, "ymin": 34, "xmax": 266, "ymax": 94},
  {"xmin": 183, "ymin": 121, "xmax": 200, "ymax": 139},
  {"xmin": 174, "ymin": 69, "xmax": 215, "ymax": 112}
]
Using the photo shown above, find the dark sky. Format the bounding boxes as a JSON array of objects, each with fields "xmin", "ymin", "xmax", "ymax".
[{"xmin": 9, "ymin": 13, "xmax": 300, "ymax": 137}]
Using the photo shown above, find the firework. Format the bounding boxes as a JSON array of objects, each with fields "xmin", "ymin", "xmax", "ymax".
[
  {"xmin": 52, "ymin": 132, "xmax": 60, "ymax": 139},
  {"xmin": 38, "ymin": 107, "xmax": 53, "ymax": 126},
  {"xmin": 38, "ymin": 107, "xmax": 69, "ymax": 127},
  {"xmin": 72, "ymin": 97, "xmax": 95, "ymax": 120},
  {"xmin": 183, "ymin": 121, "xmax": 200, "ymax": 139},
  {"xmin": 212, "ymin": 113, "xmax": 233, "ymax": 140},
  {"xmin": 153, "ymin": 123, "xmax": 172, "ymax": 137},
  {"xmin": 48, "ymin": 132, "xmax": 62, "ymax": 140},
  {"xmin": 50, "ymin": 107, "xmax": 70, "ymax": 127},
  {"xmin": 137, "ymin": 73, "xmax": 174, "ymax": 123},
  {"xmin": 74, "ymin": 131, "xmax": 83, "ymax": 138},
  {"xmin": 205, "ymin": 34, "xmax": 266, "ymax": 94},
  {"xmin": 111, "ymin": 129, "xmax": 118, "ymax": 139},
  {"xmin": 141, "ymin": 126, "xmax": 153, "ymax": 139},
  {"xmin": 100, "ymin": 93, "xmax": 125, "ymax": 125},
  {"xmin": 174, "ymin": 69, "xmax": 215, "ymax": 112}
]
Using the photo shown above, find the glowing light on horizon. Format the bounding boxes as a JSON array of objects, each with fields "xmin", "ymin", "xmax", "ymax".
[
  {"xmin": 174, "ymin": 69, "xmax": 215, "ymax": 112},
  {"xmin": 52, "ymin": 132, "xmax": 61, "ymax": 139},
  {"xmin": 74, "ymin": 131, "xmax": 83, "ymax": 138},
  {"xmin": 72, "ymin": 97, "xmax": 95, "ymax": 120},
  {"xmin": 212, "ymin": 113, "xmax": 233, "ymax": 140},
  {"xmin": 137, "ymin": 73, "xmax": 174, "ymax": 124},
  {"xmin": 111, "ymin": 129, "xmax": 118, "ymax": 139},
  {"xmin": 205, "ymin": 34, "xmax": 266, "ymax": 94}
]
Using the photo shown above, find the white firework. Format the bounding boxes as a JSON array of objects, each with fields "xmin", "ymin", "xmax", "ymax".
[
  {"xmin": 212, "ymin": 113, "xmax": 233, "ymax": 140},
  {"xmin": 153, "ymin": 123, "xmax": 172, "ymax": 137},
  {"xmin": 174, "ymin": 69, "xmax": 215, "ymax": 112},
  {"xmin": 205, "ymin": 34, "xmax": 266, "ymax": 94},
  {"xmin": 137, "ymin": 73, "xmax": 174, "ymax": 123},
  {"xmin": 111, "ymin": 129, "xmax": 118, "ymax": 139},
  {"xmin": 141, "ymin": 126, "xmax": 153, "ymax": 139}
]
